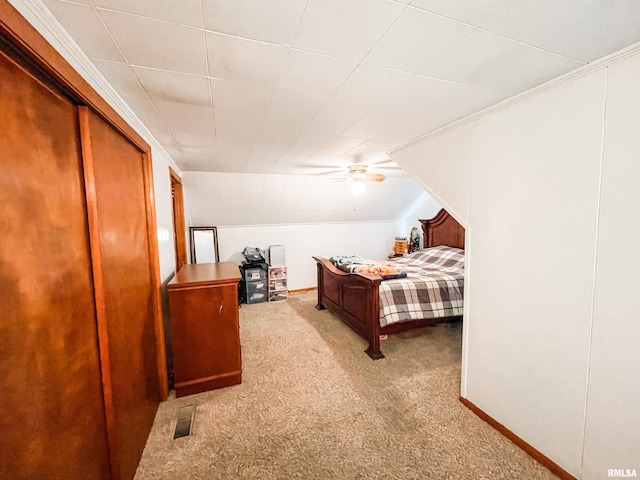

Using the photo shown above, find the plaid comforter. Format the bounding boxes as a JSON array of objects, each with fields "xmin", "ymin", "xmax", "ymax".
[{"xmin": 379, "ymin": 246, "xmax": 464, "ymax": 327}]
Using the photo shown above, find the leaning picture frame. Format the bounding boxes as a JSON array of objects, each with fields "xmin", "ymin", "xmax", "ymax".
[{"xmin": 189, "ymin": 226, "xmax": 219, "ymax": 264}]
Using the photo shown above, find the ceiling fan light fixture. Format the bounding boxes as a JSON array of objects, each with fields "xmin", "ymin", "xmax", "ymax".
[
  {"xmin": 348, "ymin": 164, "xmax": 368, "ymax": 180},
  {"xmin": 350, "ymin": 181, "xmax": 365, "ymax": 194}
]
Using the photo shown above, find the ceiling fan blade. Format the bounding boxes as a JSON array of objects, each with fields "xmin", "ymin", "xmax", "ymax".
[{"xmin": 367, "ymin": 173, "xmax": 386, "ymax": 182}]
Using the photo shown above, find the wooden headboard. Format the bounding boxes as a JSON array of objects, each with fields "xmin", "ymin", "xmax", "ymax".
[{"xmin": 419, "ymin": 209, "xmax": 465, "ymax": 249}]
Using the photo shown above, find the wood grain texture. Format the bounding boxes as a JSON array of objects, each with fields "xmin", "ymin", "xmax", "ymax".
[
  {"xmin": 420, "ymin": 208, "xmax": 465, "ymax": 250},
  {"xmin": 0, "ymin": 3, "xmax": 167, "ymax": 478},
  {"xmin": 0, "ymin": 0, "xmax": 147, "ymax": 151},
  {"xmin": 0, "ymin": 49, "xmax": 111, "ymax": 480},
  {"xmin": 169, "ymin": 167, "xmax": 187, "ymax": 271},
  {"xmin": 84, "ymin": 109, "xmax": 162, "ymax": 480},
  {"xmin": 142, "ymin": 152, "xmax": 169, "ymax": 400},
  {"xmin": 168, "ymin": 263, "xmax": 242, "ymax": 398},
  {"xmin": 314, "ymin": 209, "xmax": 465, "ymax": 359}
]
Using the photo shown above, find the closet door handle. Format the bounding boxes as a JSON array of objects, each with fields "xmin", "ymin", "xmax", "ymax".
[{"xmin": 219, "ymin": 300, "xmax": 224, "ymax": 314}]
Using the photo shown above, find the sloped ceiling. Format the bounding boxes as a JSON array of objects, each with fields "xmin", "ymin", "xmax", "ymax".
[
  {"xmin": 33, "ymin": 0, "xmax": 640, "ymax": 225},
  {"xmin": 182, "ymin": 171, "xmax": 428, "ymax": 226}
]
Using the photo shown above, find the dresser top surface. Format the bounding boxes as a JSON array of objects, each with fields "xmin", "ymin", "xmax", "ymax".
[{"xmin": 168, "ymin": 262, "xmax": 241, "ymax": 289}]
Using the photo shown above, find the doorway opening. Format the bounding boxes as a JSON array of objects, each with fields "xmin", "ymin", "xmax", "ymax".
[{"xmin": 169, "ymin": 167, "xmax": 187, "ymax": 271}]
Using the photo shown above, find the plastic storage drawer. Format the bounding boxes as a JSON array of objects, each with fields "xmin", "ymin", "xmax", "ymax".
[{"xmin": 244, "ymin": 268, "xmax": 266, "ymax": 281}]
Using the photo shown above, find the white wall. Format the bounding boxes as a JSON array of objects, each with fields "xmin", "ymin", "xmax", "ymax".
[
  {"xmin": 216, "ymin": 221, "xmax": 406, "ymax": 290},
  {"xmin": 581, "ymin": 52, "xmax": 640, "ymax": 478},
  {"xmin": 151, "ymin": 156, "xmax": 179, "ymax": 281},
  {"xmin": 392, "ymin": 48, "xmax": 640, "ymax": 479},
  {"xmin": 401, "ymin": 193, "xmax": 442, "ymax": 249}
]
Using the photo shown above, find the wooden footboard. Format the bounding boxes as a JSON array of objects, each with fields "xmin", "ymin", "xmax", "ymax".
[{"xmin": 313, "ymin": 256, "xmax": 385, "ymax": 359}]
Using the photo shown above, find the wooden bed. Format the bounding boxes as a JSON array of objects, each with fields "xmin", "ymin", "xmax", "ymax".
[{"xmin": 313, "ymin": 208, "xmax": 465, "ymax": 360}]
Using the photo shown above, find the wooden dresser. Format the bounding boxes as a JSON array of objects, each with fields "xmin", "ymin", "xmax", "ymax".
[{"xmin": 168, "ymin": 262, "xmax": 242, "ymax": 398}]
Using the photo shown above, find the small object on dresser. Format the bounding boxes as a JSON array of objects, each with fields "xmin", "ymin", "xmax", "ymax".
[
  {"xmin": 394, "ymin": 237, "xmax": 408, "ymax": 255},
  {"xmin": 409, "ymin": 227, "xmax": 420, "ymax": 253}
]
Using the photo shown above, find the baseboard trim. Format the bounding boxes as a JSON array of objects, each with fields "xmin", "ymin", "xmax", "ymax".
[
  {"xmin": 289, "ymin": 287, "xmax": 317, "ymax": 294},
  {"xmin": 459, "ymin": 397, "xmax": 577, "ymax": 480}
]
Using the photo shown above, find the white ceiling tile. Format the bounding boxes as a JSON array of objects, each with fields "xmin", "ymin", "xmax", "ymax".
[
  {"xmin": 278, "ymin": 50, "xmax": 357, "ymax": 94},
  {"xmin": 359, "ymin": 108, "xmax": 463, "ymax": 151},
  {"xmin": 118, "ymin": 93, "xmax": 174, "ymax": 145},
  {"xmin": 211, "ymin": 79, "xmax": 275, "ymax": 112},
  {"xmin": 99, "ymin": 11, "xmax": 208, "ymax": 75},
  {"xmin": 133, "ymin": 67, "xmax": 211, "ymax": 107},
  {"xmin": 340, "ymin": 104, "xmax": 408, "ymax": 139},
  {"xmin": 410, "ymin": 0, "xmax": 515, "ymax": 28},
  {"xmin": 49, "ymin": 0, "xmax": 92, "ymax": 5},
  {"xmin": 92, "ymin": 59, "xmax": 143, "ymax": 95},
  {"xmin": 246, "ymin": 89, "xmax": 329, "ymax": 169},
  {"xmin": 293, "ymin": 0, "xmax": 406, "ymax": 61},
  {"xmin": 214, "ymin": 107, "xmax": 265, "ymax": 138},
  {"xmin": 424, "ymin": 29, "xmax": 583, "ymax": 95},
  {"xmin": 337, "ymin": 63, "xmax": 504, "ymax": 120},
  {"xmin": 214, "ymin": 107, "xmax": 263, "ymax": 165},
  {"xmin": 206, "ymin": 33, "xmax": 289, "ymax": 86},
  {"xmin": 363, "ymin": 6, "xmax": 476, "ymax": 74},
  {"xmin": 336, "ymin": 64, "xmax": 406, "ymax": 104},
  {"xmin": 385, "ymin": 73, "xmax": 506, "ymax": 116},
  {"xmin": 268, "ymin": 139, "xmax": 326, "ymax": 174},
  {"xmin": 42, "ymin": 0, "xmax": 125, "ymax": 62},
  {"xmin": 307, "ymin": 136, "xmax": 369, "ymax": 164},
  {"xmin": 305, "ymin": 97, "xmax": 370, "ymax": 138},
  {"xmin": 481, "ymin": 1, "xmax": 640, "ymax": 63},
  {"xmin": 93, "ymin": 0, "xmax": 203, "ymax": 28},
  {"xmin": 154, "ymin": 100, "xmax": 215, "ymax": 147},
  {"xmin": 171, "ymin": 131, "xmax": 215, "ymax": 150},
  {"xmin": 355, "ymin": 135, "xmax": 398, "ymax": 151},
  {"xmin": 215, "ymin": 155, "xmax": 251, "ymax": 173},
  {"xmin": 265, "ymin": 97, "xmax": 368, "ymax": 173},
  {"xmin": 202, "ymin": 0, "xmax": 307, "ymax": 45},
  {"xmin": 169, "ymin": 146, "xmax": 218, "ymax": 171}
]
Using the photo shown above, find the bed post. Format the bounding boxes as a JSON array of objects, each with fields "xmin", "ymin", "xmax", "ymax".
[
  {"xmin": 364, "ymin": 286, "xmax": 384, "ymax": 360},
  {"xmin": 365, "ymin": 340, "xmax": 384, "ymax": 360},
  {"xmin": 315, "ymin": 260, "xmax": 325, "ymax": 310}
]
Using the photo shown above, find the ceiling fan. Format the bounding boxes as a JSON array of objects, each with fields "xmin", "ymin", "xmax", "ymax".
[
  {"xmin": 343, "ymin": 164, "xmax": 386, "ymax": 183},
  {"xmin": 294, "ymin": 157, "xmax": 404, "ymax": 186},
  {"xmin": 330, "ymin": 164, "xmax": 388, "ymax": 194}
]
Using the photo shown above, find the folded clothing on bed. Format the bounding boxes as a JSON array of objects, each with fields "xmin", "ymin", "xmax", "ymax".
[{"xmin": 329, "ymin": 256, "xmax": 407, "ymax": 279}]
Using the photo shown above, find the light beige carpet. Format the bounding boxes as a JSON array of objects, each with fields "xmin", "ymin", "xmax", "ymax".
[{"xmin": 135, "ymin": 291, "xmax": 557, "ymax": 480}]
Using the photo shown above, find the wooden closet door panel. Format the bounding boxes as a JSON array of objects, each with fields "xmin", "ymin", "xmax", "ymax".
[
  {"xmin": 0, "ymin": 52, "xmax": 110, "ymax": 478},
  {"xmin": 83, "ymin": 110, "xmax": 160, "ymax": 480}
]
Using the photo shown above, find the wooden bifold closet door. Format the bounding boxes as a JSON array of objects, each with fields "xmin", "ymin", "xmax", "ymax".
[
  {"xmin": 0, "ymin": 13, "xmax": 166, "ymax": 480},
  {"xmin": 0, "ymin": 48, "xmax": 112, "ymax": 480},
  {"xmin": 79, "ymin": 108, "xmax": 161, "ymax": 480}
]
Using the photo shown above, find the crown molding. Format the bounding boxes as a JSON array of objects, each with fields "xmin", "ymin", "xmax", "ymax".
[{"xmin": 7, "ymin": 0, "xmax": 182, "ymax": 174}]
